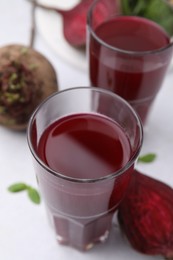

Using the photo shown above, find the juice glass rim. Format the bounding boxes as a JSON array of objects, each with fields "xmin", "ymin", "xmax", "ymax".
[
  {"xmin": 87, "ymin": 0, "xmax": 173, "ymax": 56},
  {"xmin": 27, "ymin": 87, "xmax": 143, "ymax": 184}
]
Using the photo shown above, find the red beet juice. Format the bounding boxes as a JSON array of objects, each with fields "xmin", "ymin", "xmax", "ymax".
[
  {"xmin": 34, "ymin": 113, "xmax": 133, "ymax": 250},
  {"xmin": 38, "ymin": 113, "xmax": 131, "ymax": 179},
  {"xmin": 89, "ymin": 16, "xmax": 172, "ymax": 123}
]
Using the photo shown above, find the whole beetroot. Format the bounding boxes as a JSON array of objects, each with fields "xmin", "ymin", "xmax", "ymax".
[
  {"xmin": 118, "ymin": 169, "xmax": 173, "ymax": 259},
  {"xmin": 0, "ymin": 44, "xmax": 58, "ymax": 130}
]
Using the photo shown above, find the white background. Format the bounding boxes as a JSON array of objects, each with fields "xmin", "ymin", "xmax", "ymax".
[{"xmin": 0, "ymin": 0, "xmax": 173, "ymax": 259}]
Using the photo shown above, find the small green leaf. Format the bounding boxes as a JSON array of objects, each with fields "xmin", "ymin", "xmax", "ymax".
[
  {"xmin": 138, "ymin": 153, "xmax": 157, "ymax": 163},
  {"xmin": 8, "ymin": 182, "xmax": 41, "ymax": 205},
  {"xmin": 8, "ymin": 183, "xmax": 28, "ymax": 192},
  {"xmin": 27, "ymin": 187, "xmax": 41, "ymax": 204}
]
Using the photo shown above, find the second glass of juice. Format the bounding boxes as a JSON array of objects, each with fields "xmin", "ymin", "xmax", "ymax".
[
  {"xmin": 27, "ymin": 87, "xmax": 143, "ymax": 251},
  {"xmin": 87, "ymin": 0, "xmax": 173, "ymax": 124}
]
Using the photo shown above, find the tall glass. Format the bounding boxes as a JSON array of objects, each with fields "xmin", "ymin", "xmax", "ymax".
[
  {"xmin": 87, "ymin": 0, "xmax": 173, "ymax": 124},
  {"xmin": 27, "ymin": 87, "xmax": 143, "ymax": 251}
]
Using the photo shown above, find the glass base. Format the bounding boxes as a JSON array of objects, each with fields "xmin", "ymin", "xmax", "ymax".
[
  {"xmin": 56, "ymin": 229, "xmax": 110, "ymax": 251},
  {"xmin": 52, "ymin": 213, "xmax": 113, "ymax": 251}
]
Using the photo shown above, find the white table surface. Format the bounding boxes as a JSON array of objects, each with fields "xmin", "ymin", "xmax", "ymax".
[{"xmin": 0, "ymin": 1, "xmax": 173, "ymax": 260}]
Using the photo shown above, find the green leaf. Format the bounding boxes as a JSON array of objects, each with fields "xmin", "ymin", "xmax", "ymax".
[
  {"xmin": 27, "ymin": 187, "xmax": 41, "ymax": 204},
  {"xmin": 121, "ymin": 0, "xmax": 173, "ymax": 36},
  {"xmin": 138, "ymin": 153, "xmax": 157, "ymax": 163},
  {"xmin": 8, "ymin": 182, "xmax": 41, "ymax": 205},
  {"xmin": 8, "ymin": 183, "xmax": 28, "ymax": 192},
  {"xmin": 143, "ymin": 0, "xmax": 173, "ymax": 35},
  {"xmin": 121, "ymin": 0, "xmax": 132, "ymax": 15}
]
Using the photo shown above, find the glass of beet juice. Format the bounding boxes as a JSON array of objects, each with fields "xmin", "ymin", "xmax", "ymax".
[
  {"xmin": 87, "ymin": 0, "xmax": 173, "ymax": 124},
  {"xmin": 27, "ymin": 87, "xmax": 143, "ymax": 251}
]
